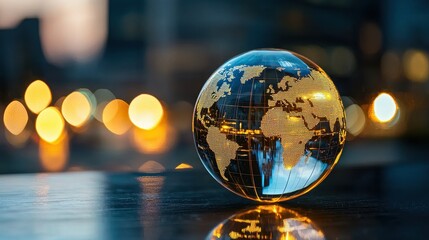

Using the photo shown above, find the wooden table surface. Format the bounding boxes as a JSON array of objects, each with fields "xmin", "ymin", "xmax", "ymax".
[{"xmin": 0, "ymin": 164, "xmax": 428, "ymax": 240}]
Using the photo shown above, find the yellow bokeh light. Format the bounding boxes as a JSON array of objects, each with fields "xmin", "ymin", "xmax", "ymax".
[
  {"xmin": 131, "ymin": 119, "xmax": 176, "ymax": 154},
  {"xmin": 36, "ymin": 107, "xmax": 65, "ymax": 143},
  {"xmin": 39, "ymin": 132, "xmax": 68, "ymax": 172},
  {"xmin": 129, "ymin": 94, "xmax": 164, "ymax": 130},
  {"xmin": 102, "ymin": 99, "xmax": 131, "ymax": 135},
  {"xmin": 371, "ymin": 93, "xmax": 398, "ymax": 123},
  {"xmin": 24, "ymin": 80, "xmax": 52, "ymax": 114},
  {"xmin": 403, "ymin": 50, "xmax": 429, "ymax": 82},
  {"xmin": 61, "ymin": 91, "xmax": 91, "ymax": 127},
  {"xmin": 345, "ymin": 104, "xmax": 366, "ymax": 136},
  {"xmin": 3, "ymin": 100, "xmax": 28, "ymax": 135},
  {"xmin": 175, "ymin": 163, "xmax": 193, "ymax": 170}
]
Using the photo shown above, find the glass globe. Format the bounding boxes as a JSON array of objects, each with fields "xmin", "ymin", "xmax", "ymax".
[
  {"xmin": 193, "ymin": 49, "xmax": 346, "ymax": 202},
  {"xmin": 206, "ymin": 205, "xmax": 325, "ymax": 240}
]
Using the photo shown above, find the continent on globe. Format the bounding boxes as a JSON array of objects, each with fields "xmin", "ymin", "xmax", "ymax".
[
  {"xmin": 193, "ymin": 49, "xmax": 346, "ymax": 202},
  {"xmin": 206, "ymin": 126, "xmax": 240, "ymax": 180}
]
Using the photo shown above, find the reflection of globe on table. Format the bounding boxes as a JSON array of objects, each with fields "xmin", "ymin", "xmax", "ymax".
[
  {"xmin": 206, "ymin": 205, "xmax": 325, "ymax": 240},
  {"xmin": 193, "ymin": 49, "xmax": 346, "ymax": 202}
]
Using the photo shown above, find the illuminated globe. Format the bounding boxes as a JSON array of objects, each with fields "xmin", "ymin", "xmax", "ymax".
[
  {"xmin": 193, "ymin": 49, "xmax": 346, "ymax": 202},
  {"xmin": 206, "ymin": 205, "xmax": 325, "ymax": 240}
]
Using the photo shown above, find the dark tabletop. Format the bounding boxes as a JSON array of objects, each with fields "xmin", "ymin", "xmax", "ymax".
[{"xmin": 1, "ymin": 162, "xmax": 429, "ymax": 240}]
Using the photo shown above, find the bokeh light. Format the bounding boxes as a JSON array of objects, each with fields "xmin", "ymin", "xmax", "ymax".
[
  {"xmin": 129, "ymin": 94, "xmax": 164, "ymax": 130},
  {"xmin": 78, "ymin": 88, "xmax": 97, "ymax": 117},
  {"xmin": 61, "ymin": 91, "xmax": 92, "ymax": 127},
  {"xmin": 345, "ymin": 104, "xmax": 366, "ymax": 136},
  {"xmin": 39, "ymin": 132, "xmax": 69, "ymax": 172},
  {"xmin": 36, "ymin": 107, "xmax": 65, "ymax": 143},
  {"xmin": 330, "ymin": 46, "xmax": 356, "ymax": 76},
  {"xmin": 371, "ymin": 93, "xmax": 398, "ymax": 123},
  {"xmin": 40, "ymin": 0, "xmax": 108, "ymax": 64},
  {"xmin": 3, "ymin": 100, "xmax": 28, "ymax": 135},
  {"xmin": 295, "ymin": 45, "xmax": 329, "ymax": 69},
  {"xmin": 24, "ymin": 80, "xmax": 52, "ymax": 114},
  {"xmin": 102, "ymin": 99, "xmax": 132, "ymax": 135},
  {"xmin": 131, "ymin": 119, "xmax": 176, "ymax": 154},
  {"xmin": 0, "ymin": 0, "xmax": 39, "ymax": 29},
  {"xmin": 403, "ymin": 49, "xmax": 429, "ymax": 82},
  {"xmin": 175, "ymin": 163, "xmax": 193, "ymax": 170},
  {"xmin": 138, "ymin": 160, "xmax": 165, "ymax": 173},
  {"xmin": 94, "ymin": 89, "xmax": 115, "ymax": 122},
  {"xmin": 4, "ymin": 129, "xmax": 31, "ymax": 148}
]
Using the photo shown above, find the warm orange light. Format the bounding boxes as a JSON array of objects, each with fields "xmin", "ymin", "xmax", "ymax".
[
  {"xmin": 3, "ymin": 100, "xmax": 28, "ymax": 135},
  {"xmin": 371, "ymin": 93, "xmax": 398, "ymax": 123},
  {"xmin": 4, "ymin": 129, "xmax": 30, "ymax": 148},
  {"xmin": 102, "ymin": 99, "xmax": 131, "ymax": 135},
  {"xmin": 24, "ymin": 80, "xmax": 52, "ymax": 114},
  {"xmin": 131, "ymin": 120, "xmax": 176, "ymax": 154},
  {"xmin": 36, "ymin": 107, "xmax": 65, "ymax": 143},
  {"xmin": 129, "ymin": 94, "xmax": 164, "ymax": 130},
  {"xmin": 403, "ymin": 50, "xmax": 429, "ymax": 82},
  {"xmin": 61, "ymin": 91, "xmax": 91, "ymax": 127},
  {"xmin": 175, "ymin": 163, "xmax": 193, "ymax": 170},
  {"xmin": 138, "ymin": 160, "xmax": 165, "ymax": 173},
  {"xmin": 39, "ymin": 132, "xmax": 68, "ymax": 172}
]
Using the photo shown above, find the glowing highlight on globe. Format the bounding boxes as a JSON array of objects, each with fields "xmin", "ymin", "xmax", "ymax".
[
  {"xmin": 372, "ymin": 93, "xmax": 397, "ymax": 123},
  {"xmin": 193, "ymin": 49, "xmax": 346, "ymax": 202}
]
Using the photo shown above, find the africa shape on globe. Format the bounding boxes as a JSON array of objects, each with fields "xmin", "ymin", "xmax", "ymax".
[{"xmin": 193, "ymin": 49, "xmax": 346, "ymax": 202}]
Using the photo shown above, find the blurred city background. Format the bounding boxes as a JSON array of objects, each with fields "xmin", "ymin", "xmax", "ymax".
[{"xmin": 0, "ymin": 0, "xmax": 428, "ymax": 176}]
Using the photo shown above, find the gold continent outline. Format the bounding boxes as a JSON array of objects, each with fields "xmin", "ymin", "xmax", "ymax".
[{"xmin": 196, "ymin": 66, "xmax": 345, "ymax": 178}]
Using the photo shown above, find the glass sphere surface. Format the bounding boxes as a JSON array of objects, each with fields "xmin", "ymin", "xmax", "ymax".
[
  {"xmin": 206, "ymin": 205, "xmax": 325, "ymax": 240},
  {"xmin": 193, "ymin": 49, "xmax": 346, "ymax": 202}
]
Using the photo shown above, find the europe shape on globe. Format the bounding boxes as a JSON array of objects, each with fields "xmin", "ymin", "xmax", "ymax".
[{"xmin": 193, "ymin": 49, "xmax": 346, "ymax": 202}]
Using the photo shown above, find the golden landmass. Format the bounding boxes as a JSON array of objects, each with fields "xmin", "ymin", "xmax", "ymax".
[
  {"xmin": 195, "ymin": 70, "xmax": 230, "ymax": 128},
  {"xmin": 196, "ymin": 65, "xmax": 266, "ymax": 128},
  {"xmin": 268, "ymin": 69, "xmax": 344, "ymax": 131},
  {"xmin": 239, "ymin": 65, "xmax": 266, "ymax": 84},
  {"xmin": 206, "ymin": 126, "xmax": 240, "ymax": 180},
  {"xmin": 197, "ymin": 66, "xmax": 344, "ymax": 173},
  {"xmin": 208, "ymin": 205, "xmax": 325, "ymax": 240},
  {"xmin": 260, "ymin": 107, "xmax": 314, "ymax": 169}
]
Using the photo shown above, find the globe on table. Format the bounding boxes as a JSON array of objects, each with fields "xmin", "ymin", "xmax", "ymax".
[{"xmin": 193, "ymin": 49, "xmax": 346, "ymax": 202}]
